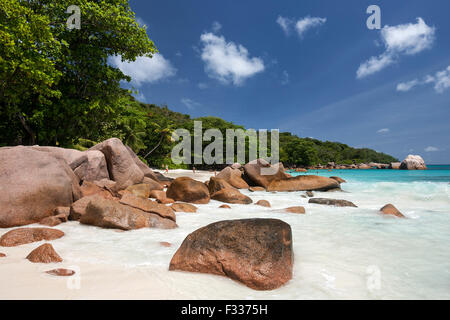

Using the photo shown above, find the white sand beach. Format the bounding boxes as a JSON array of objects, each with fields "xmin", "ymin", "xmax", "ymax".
[{"xmin": 1, "ymin": 169, "xmax": 450, "ymax": 300}]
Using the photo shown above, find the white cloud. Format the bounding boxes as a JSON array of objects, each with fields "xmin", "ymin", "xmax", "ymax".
[
  {"xmin": 199, "ymin": 32, "xmax": 265, "ymax": 85},
  {"xmin": 377, "ymin": 128, "xmax": 390, "ymax": 133},
  {"xmin": 357, "ymin": 53, "xmax": 394, "ymax": 79},
  {"xmin": 357, "ymin": 18, "xmax": 435, "ymax": 78},
  {"xmin": 181, "ymin": 98, "xmax": 201, "ymax": 110},
  {"xmin": 277, "ymin": 15, "xmax": 326, "ymax": 38},
  {"xmin": 110, "ymin": 54, "xmax": 176, "ymax": 87},
  {"xmin": 434, "ymin": 66, "xmax": 450, "ymax": 93},
  {"xmin": 425, "ymin": 146, "xmax": 439, "ymax": 152},
  {"xmin": 396, "ymin": 79, "xmax": 419, "ymax": 92},
  {"xmin": 295, "ymin": 16, "xmax": 327, "ymax": 37},
  {"xmin": 276, "ymin": 16, "xmax": 293, "ymax": 35},
  {"xmin": 396, "ymin": 65, "xmax": 450, "ymax": 93},
  {"xmin": 212, "ymin": 21, "xmax": 222, "ymax": 33}
]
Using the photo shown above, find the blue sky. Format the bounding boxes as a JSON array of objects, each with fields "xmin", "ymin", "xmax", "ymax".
[{"xmin": 114, "ymin": 0, "xmax": 450, "ymax": 164}]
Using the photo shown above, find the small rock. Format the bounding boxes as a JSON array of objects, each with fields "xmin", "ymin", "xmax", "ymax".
[
  {"xmin": 255, "ymin": 200, "xmax": 271, "ymax": 207},
  {"xmin": 308, "ymin": 198, "xmax": 357, "ymax": 207},
  {"xmin": 160, "ymin": 242, "xmax": 172, "ymax": 247},
  {"xmin": 0, "ymin": 253, "xmax": 6, "ymax": 258},
  {"xmin": 380, "ymin": 204, "xmax": 405, "ymax": 218},
  {"xmin": 171, "ymin": 203, "xmax": 198, "ymax": 213},
  {"xmin": 219, "ymin": 204, "xmax": 231, "ymax": 209},
  {"xmin": 284, "ymin": 206, "xmax": 306, "ymax": 214},
  {"xmin": 26, "ymin": 243, "xmax": 62, "ymax": 263},
  {"xmin": 46, "ymin": 268, "xmax": 75, "ymax": 276},
  {"xmin": 248, "ymin": 186, "xmax": 265, "ymax": 192},
  {"xmin": 306, "ymin": 191, "xmax": 314, "ymax": 197}
]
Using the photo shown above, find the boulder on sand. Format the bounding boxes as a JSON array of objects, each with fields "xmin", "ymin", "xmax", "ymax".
[
  {"xmin": 329, "ymin": 176, "xmax": 346, "ymax": 184},
  {"xmin": 308, "ymin": 198, "xmax": 357, "ymax": 207},
  {"xmin": 379, "ymin": 204, "xmax": 405, "ymax": 218},
  {"xmin": 0, "ymin": 146, "xmax": 81, "ymax": 228},
  {"xmin": 169, "ymin": 218, "xmax": 293, "ymax": 290},
  {"xmin": 46, "ymin": 268, "xmax": 75, "ymax": 276},
  {"xmin": 211, "ymin": 188, "xmax": 253, "ymax": 204},
  {"xmin": 89, "ymin": 138, "xmax": 144, "ymax": 190},
  {"xmin": 400, "ymin": 155, "xmax": 427, "ymax": 170},
  {"xmin": 207, "ymin": 176, "xmax": 235, "ymax": 195},
  {"xmin": 81, "ymin": 195, "xmax": 176, "ymax": 230},
  {"xmin": 216, "ymin": 167, "xmax": 249, "ymax": 189},
  {"xmin": 284, "ymin": 206, "xmax": 305, "ymax": 214},
  {"xmin": 119, "ymin": 193, "xmax": 176, "ymax": 222},
  {"xmin": 26, "ymin": 243, "xmax": 62, "ymax": 263},
  {"xmin": 166, "ymin": 177, "xmax": 210, "ymax": 204},
  {"xmin": 266, "ymin": 175, "xmax": 340, "ymax": 192},
  {"xmin": 0, "ymin": 227, "xmax": 64, "ymax": 247},
  {"xmin": 243, "ymin": 159, "xmax": 288, "ymax": 188},
  {"xmin": 255, "ymin": 200, "xmax": 271, "ymax": 207},
  {"xmin": 248, "ymin": 186, "xmax": 265, "ymax": 192}
]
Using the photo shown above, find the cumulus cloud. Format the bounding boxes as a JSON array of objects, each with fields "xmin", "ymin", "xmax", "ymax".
[
  {"xmin": 377, "ymin": 128, "xmax": 390, "ymax": 133},
  {"xmin": 276, "ymin": 16, "xmax": 293, "ymax": 35},
  {"xmin": 425, "ymin": 146, "xmax": 439, "ymax": 152},
  {"xmin": 199, "ymin": 32, "xmax": 264, "ymax": 85},
  {"xmin": 295, "ymin": 16, "xmax": 327, "ymax": 37},
  {"xmin": 276, "ymin": 15, "xmax": 326, "ymax": 38},
  {"xmin": 396, "ymin": 79, "xmax": 420, "ymax": 92},
  {"xmin": 396, "ymin": 66, "xmax": 450, "ymax": 93},
  {"xmin": 181, "ymin": 98, "xmax": 201, "ymax": 110},
  {"xmin": 110, "ymin": 54, "xmax": 176, "ymax": 87},
  {"xmin": 357, "ymin": 18, "xmax": 435, "ymax": 78}
]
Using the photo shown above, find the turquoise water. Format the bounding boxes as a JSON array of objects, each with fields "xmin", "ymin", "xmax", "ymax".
[{"xmin": 288, "ymin": 165, "xmax": 450, "ymax": 183}]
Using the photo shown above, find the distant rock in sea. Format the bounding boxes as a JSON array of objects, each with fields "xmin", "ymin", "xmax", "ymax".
[{"xmin": 400, "ymin": 155, "xmax": 427, "ymax": 170}]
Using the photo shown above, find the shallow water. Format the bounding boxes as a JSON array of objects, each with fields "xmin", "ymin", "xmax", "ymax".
[{"xmin": 9, "ymin": 167, "xmax": 450, "ymax": 299}]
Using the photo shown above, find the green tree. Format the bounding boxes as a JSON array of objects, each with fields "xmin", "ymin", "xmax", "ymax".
[{"xmin": 0, "ymin": 0, "xmax": 155, "ymax": 146}]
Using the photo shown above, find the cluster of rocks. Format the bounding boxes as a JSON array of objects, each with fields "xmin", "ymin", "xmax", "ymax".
[
  {"xmin": 0, "ymin": 138, "xmax": 407, "ymax": 290},
  {"xmin": 288, "ymin": 155, "xmax": 427, "ymax": 171}
]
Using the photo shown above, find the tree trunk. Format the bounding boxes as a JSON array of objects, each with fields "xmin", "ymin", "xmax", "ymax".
[{"xmin": 17, "ymin": 113, "xmax": 35, "ymax": 145}]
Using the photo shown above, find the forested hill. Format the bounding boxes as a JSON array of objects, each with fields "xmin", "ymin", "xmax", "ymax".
[{"xmin": 68, "ymin": 98, "xmax": 397, "ymax": 169}]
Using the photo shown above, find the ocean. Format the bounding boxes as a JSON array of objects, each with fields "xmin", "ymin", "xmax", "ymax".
[{"xmin": 38, "ymin": 166, "xmax": 450, "ymax": 299}]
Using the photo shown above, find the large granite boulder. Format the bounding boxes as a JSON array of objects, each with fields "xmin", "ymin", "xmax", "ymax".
[
  {"xmin": 0, "ymin": 228, "xmax": 64, "ymax": 247},
  {"xmin": 243, "ymin": 159, "xmax": 288, "ymax": 188},
  {"xmin": 216, "ymin": 167, "xmax": 249, "ymax": 189},
  {"xmin": 89, "ymin": 138, "xmax": 144, "ymax": 190},
  {"xmin": 207, "ymin": 177, "xmax": 235, "ymax": 195},
  {"xmin": 0, "ymin": 146, "xmax": 81, "ymax": 228},
  {"xmin": 266, "ymin": 175, "xmax": 340, "ymax": 192},
  {"xmin": 169, "ymin": 218, "xmax": 293, "ymax": 290},
  {"xmin": 166, "ymin": 177, "xmax": 210, "ymax": 204},
  {"xmin": 400, "ymin": 155, "xmax": 427, "ymax": 170},
  {"xmin": 80, "ymin": 195, "xmax": 176, "ymax": 230},
  {"xmin": 31, "ymin": 146, "xmax": 109, "ymax": 182}
]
